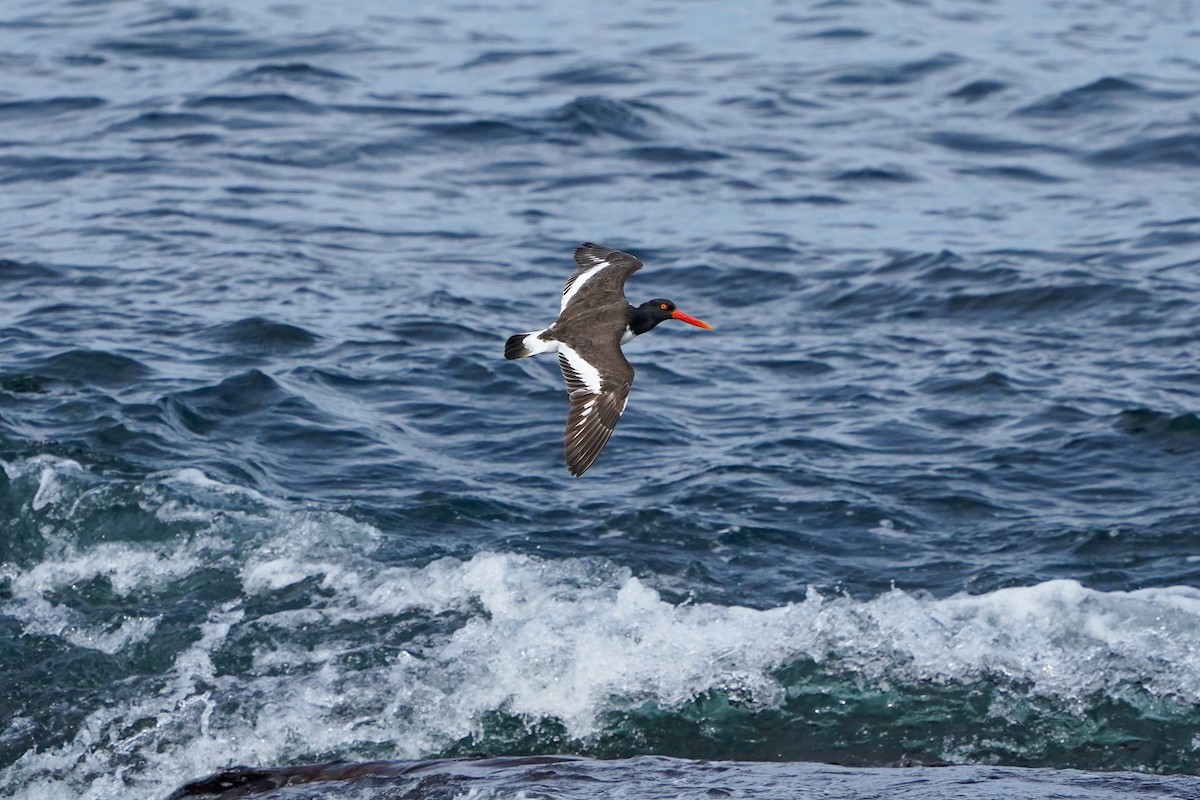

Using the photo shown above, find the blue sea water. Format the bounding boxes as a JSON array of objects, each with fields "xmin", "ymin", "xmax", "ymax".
[{"xmin": 3, "ymin": 0, "xmax": 1200, "ymax": 797}]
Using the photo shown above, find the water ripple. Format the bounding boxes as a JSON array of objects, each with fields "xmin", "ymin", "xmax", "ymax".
[
  {"xmin": 0, "ymin": 96, "xmax": 105, "ymax": 119},
  {"xmin": 1086, "ymin": 134, "xmax": 1200, "ymax": 168},
  {"xmin": 828, "ymin": 53, "xmax": 963, "ymax": 86},
  {"xmin": 98, "ymin": 28, "xmax": 362, "ymax": 61},
  {"xmin": 183, "ymin": 93, "xmax": 325, "ymax": 114},
  {"xmin": 1017, "ymin": 76, "xmax": 1190, "ymax": 117},
  {"xmin": 226, "ymin": 62, "xmax": 356, "ymax": 85}
]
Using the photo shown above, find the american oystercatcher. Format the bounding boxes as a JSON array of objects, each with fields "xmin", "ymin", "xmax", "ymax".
[{"xmin": 505, "ymin": 243, "xmax": 713, "ymax": 476}]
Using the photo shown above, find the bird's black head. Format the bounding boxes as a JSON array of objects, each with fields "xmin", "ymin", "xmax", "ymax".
[
  {"xmin": 646, "ymin": 298, "xmax": 677, "ymax": 320},
  {"xmin": 630, "ymin": 299, "xmax": 713, "ymax": 335}
]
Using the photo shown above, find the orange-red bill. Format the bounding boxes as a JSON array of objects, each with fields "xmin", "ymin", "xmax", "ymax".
[{"xmin": 671, "ymin": 309, "xmax": 713, "ymax": 330}]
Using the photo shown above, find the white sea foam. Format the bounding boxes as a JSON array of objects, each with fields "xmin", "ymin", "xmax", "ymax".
[
  {"xmin": 1, "ymin": 455, "xmax": 87, "ymax": 512},
  {"xmin": 4, "ymin": 463, "xmax": 1200, "ymax": 799}
]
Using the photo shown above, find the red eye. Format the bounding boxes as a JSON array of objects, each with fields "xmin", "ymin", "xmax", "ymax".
[{"xmin": 660, "ymin": 303, "xmax": 668, "ymax": 310}]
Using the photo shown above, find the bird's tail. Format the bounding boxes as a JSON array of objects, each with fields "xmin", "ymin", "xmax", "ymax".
[{"xmin": 504, "ymin": 330, "xmax": 557, "ymax": 360}]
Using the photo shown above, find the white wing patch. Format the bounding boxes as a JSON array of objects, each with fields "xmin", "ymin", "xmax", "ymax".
[
  {"xmin": 561, "ymin": 259, "xmax": 610, "ymax": 311},
  {"xmin": 521, "ymin": 330, "xmax": 559, "ymax": 356},
  {"xmin": 557, "ymin": 343, "xmax": 603, "ymax": 395}
]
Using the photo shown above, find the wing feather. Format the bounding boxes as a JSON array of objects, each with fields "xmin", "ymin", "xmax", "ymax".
[{"xmin": 557, "ymin": 343, "xmax": 633, "ymax": 476}]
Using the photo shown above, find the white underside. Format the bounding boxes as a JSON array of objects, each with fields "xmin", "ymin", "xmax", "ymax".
[{"xmin": 525, "ymin": 328, "xmax": 635, "ymax": 359}]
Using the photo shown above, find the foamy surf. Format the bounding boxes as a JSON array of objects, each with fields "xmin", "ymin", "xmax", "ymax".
[{"xmin": 2, "ymin": 459, "xmax": 1199, "ymax": 798}]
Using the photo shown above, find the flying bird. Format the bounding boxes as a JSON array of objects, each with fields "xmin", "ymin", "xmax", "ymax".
[{"xmin": 505, "ymin": 243, "xmax": 713, "ymax": 476}]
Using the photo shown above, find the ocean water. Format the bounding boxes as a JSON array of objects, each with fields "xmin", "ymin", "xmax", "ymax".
[{"xmin": 3, "ymin": 0, "xmax": 1200, "ymax": 798}]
